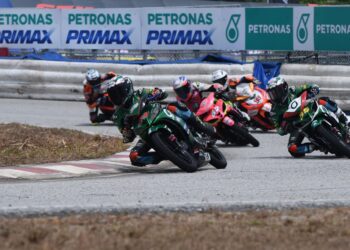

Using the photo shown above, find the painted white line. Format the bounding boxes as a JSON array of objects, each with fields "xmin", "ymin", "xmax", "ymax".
[
  {"xmin": 0, "ymin": 169, "xmax": 37, "ymax": 179},
  {"xmin": 40, "ymin": 165, "xmax": 97, "ymax": 175},
  {"xmin": 98, "ymin": 160, "xmax": 133, "ymax": 167},
  {"xmin": 106, "ymin": 157, "xmax": 131, "ymax": 162}
]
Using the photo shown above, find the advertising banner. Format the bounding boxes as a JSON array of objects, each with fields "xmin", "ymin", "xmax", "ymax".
[
  {"xmin": 141, "ymin": 8, "xmax": 220, "ymax": 50},
  {"xmin": 293, "ymin": 7, "xmax": 314, "ymax": 51},
  {"xmin": 314, "ymin": 7, "xmax": 350, "ymax": 51},
  {"xmin": 219, "ymin": 8, "xmax": 245, "ymax": 51},
  {"xmin": 245, "ymin": 8, "xmax": 293, "ymax": 51},
  {"xmin": 0, "ymin": 8, "xmax": 60, "ymax": 49},
  {"xmin": 1, "ymin": 7, "xmax": 350, "ymax": 52},
  {"xmin": 61, "ymin": 9, "xmax": 141, "ymax": 49}
]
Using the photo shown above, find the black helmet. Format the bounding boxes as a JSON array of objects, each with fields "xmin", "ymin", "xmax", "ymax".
[
  {"xmin": 107, "ymin": 76, "xmax": 134, "ymax": 106},
  {"xmin": 85, "ymin": 68, "xmax": 101, "ymax": 85},
  {"xmin": 267, "ymin": 77, "xmax": 289, "ymax": 104}
]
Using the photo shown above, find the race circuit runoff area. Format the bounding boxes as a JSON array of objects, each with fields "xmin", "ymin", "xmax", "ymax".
[{"xmin": 0, "ymin": 98, "xmax": 350, "ymax": 215}]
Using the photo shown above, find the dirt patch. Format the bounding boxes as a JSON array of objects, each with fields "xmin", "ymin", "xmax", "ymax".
[
  {"xmin": 1, "ymin": 207, "xmax": 350, "ymax": 250},
  {"xmin": 0, "ymin": 123, "xmax": 126, "ymax": 167}
]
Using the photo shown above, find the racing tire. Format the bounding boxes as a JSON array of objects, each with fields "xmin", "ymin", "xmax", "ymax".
[
  {"xmin": 228, "ymin": 124, "xmax": 260, "ymax": 147},
  {"xmin": 316, "ymin": 125, "xmax": 350, "ymax": 158},
  {"xmin": 208, "ymin": 146, "xmax": 227, "ymax": 169},
  {"xmin": 150, "ymin": 130, "xmax": 199, "ymax": 172}
]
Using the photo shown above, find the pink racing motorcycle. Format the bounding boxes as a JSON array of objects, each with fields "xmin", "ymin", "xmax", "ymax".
[{"xmin": 196, "ymin": 92, "xmax": 259, "ymax": 147}]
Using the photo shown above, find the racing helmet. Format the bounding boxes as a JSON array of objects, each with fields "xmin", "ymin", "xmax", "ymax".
[
  {"xmin": 212, "ymin": 70, "xmax": 228, "ymax": 88},
  {"xmin": 107, "ymin": 76, "xmax": 134, "ymax": 106},
  {"xmin": 85, "ymin": 68, "xmax": 101, "ymax": 85},
  {"xmin": 267, "ymin": 77, "xmax": 289, "ymax": 104},
  {"xmin": 172, "ymin": 76, "xmax": 193, "ymax": 102}
]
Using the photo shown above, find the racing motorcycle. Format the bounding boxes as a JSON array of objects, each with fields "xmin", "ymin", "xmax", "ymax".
[
  {"xmin": 283, "ymin": 91, "xmax": 350, "ymax": 158},
  {"xmin": 131, "ymin": 95, "xmax": 227, "ymax": 172},
  {"xmin": 196, "ymin": 92, "xmax": 259, "ymax": 147},
  {"xmin": 235, "ymin": 82, "xmax": 275, "ymax": 131}
]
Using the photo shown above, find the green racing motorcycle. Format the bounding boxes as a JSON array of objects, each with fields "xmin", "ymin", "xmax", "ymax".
[
  {"xmin": 129, "ymin": 96, "xmax": 227, "ymax": 172},
  {"xmin": 283, "ymin": 91, "xmax": 350, "ymax": 158}
]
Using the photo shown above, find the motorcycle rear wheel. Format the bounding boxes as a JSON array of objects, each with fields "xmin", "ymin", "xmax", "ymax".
[
  {"xmin": 316, "ymin": 125, "xmax": 350, "ymax": 158},
  {"xmin": 150, "ymin": 130, "xmax": 199, "ymax": 172},
  {"xmin": 228, "ymin": 124, "xmax": 260, "ymax": 147}
]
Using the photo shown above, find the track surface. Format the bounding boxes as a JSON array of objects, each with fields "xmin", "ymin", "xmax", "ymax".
[{"xmin": 1, "ymin": 98, "xmax": 350, "ymax": 215}]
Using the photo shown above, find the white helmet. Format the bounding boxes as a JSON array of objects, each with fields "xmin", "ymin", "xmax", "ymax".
[
  {"xmin": 172, "ymin": 76, "xmax": 193, "ymax": 101},
  {"xmin": 212, "ymin": 70, "xmax": 228, "ymax": 88},
  {"xmin": 85, "ymin": 68, "xmax": 101, "ymax": 85},
  {"xmin": 267, "ymin": 77, "xmax": 289, "ymax": 104}
]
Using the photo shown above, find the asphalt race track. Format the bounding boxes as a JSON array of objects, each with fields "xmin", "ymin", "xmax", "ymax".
[{"xmin": 0, "ymin": 98, "xmax": 350, "ymax": 216}]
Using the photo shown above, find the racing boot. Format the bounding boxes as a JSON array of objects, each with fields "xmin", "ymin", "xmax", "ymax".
[
  {"xmin": 288, "ymin": 143, "xmax": 317, "ymax": 158},
  {"xmin": 129, "ymin": 140, "xmax": 164, "ymax": 167},
  {"xmin": 187, "ymin": 113, "xmax": 217, "ymax": 138},
  {"xmin": 336, "ymin": 108, "xmax": 350, "ymax": 126},
  {"xmin": 335, "ymin": 108, "xmax": 350, "ymax": 143}
]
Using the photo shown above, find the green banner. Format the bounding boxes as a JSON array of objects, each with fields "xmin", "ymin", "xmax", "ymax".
[
  {"xmin": 314, "ymin": 7, "xmax": 350, "ymax": 51},
  {"xmin": 245, "ymin": 8, "xmax": 293, "ymax": 51}
]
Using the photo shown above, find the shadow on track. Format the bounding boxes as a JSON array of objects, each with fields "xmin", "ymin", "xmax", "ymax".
[
  {"xmin": 76, "ymin": 122, "xmax": 115, "ymax": 127},
  {"xmin": 117, "ymin": 163, "xmax": 214, "ymax": 174},
  {"xmin": 215, "ymin": 142, "xmax": 258, "ymax": 148},
  {"xmin": 255, "ymin": 155, "xmax": 345, "ymax": 160}
]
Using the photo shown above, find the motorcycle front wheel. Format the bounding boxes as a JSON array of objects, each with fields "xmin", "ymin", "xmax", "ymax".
[
  {"xmin": 315, "ymin": 125, "xmax": 350, "ymax": 158},
  {"xmin": 150, "ymin": 130, "xmax": 199, "ymax": 172},
  {"xmin": 207, "ymin": 146, "xmax": 227, "ymax": 169}
]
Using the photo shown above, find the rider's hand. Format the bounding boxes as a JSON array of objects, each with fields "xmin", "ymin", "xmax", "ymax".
[
  {"xmin": 122, "ymin": 128, "xmax": 136, "ymax": 143},
  {"xmin": 96, "ymin": 96, "xmax": 107, "ymax": 106}
]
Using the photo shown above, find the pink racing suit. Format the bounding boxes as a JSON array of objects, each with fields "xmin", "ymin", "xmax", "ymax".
[{"xmin": 176, "ymin": 82, "xmax": 223, "ymax": 113}]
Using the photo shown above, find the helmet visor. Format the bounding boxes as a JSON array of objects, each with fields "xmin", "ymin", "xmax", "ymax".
[
  {"xmin": 175, "ymin": 84, "xmax": 191, "ymax": 100},
  {"xmin": 268, "ymin": 84, "xmax": 288, "ymax": 103},
  {"xmin": 213, "ymin": 77, "xmax": 227, "ymax": 85}
]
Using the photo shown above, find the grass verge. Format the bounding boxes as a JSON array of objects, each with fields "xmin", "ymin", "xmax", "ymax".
[
  {"xmin": 1, "ymin": 207, "xmax": 350, "ymax": 250},
  {"xmin": 0, "ymin": 123, "xmax": 126, "ymax": 167}
]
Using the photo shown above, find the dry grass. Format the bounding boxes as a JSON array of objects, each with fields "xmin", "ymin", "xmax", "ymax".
[
  {"xmin": 1, "ymin": 207, "xmax": 350, "ymax": 250},
  {"xmin": 0, "ymin": 123, "xmax": 126, "ymax": 167}
]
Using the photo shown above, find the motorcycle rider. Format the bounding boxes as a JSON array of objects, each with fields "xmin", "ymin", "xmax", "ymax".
[
  {"xmin": 83, "ymin": 68, "xmax": 117, "ymax": 123},
  {"xmin": 212, "ymin": 70, "xmax": 261, "ymax": 93},
  {"xmin": 172, "ymin": 75, "xmax": 223, "ymax": 113},
  {"xmin": 267, "ymin": 76, "xmax": 350, "ymax": 157},
  {"xmin": 107, "ymin": 76, "xmax": 217, "ymax": 167}
]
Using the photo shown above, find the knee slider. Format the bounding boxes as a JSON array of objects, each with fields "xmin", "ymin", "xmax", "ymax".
[
  {"xmin": 288, "ymin": 144, "xmax": 298, "ymax": 153},
  {"xmin": 129, "ymin": 151, "xmax": 139, "ymax": 163}
]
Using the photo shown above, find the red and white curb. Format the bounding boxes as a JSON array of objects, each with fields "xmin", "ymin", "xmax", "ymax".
[{"xmin": 0, "ymin": 150, "xmax": 132, "ymax": 180}]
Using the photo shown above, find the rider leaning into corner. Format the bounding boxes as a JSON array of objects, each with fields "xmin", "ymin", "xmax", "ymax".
[
  {"xmin": 83, "ymin": 68, "xmax": 117, "ymax": 123},
  {"xmin": 172, "ymin": 75, "xmax": 224, "ymax": 113},
  {"xmin": 267, "ymin": 76, "xmax": 350, "ymax": 157},
  {"xmin": 211, "ymin": 70, "xmax": 262, "ymax": 97},
  {"xmin": 107, "ymin": 76, "xmax": 217, "ymax": 167},
  {"xmin": 172, "ymin": 73, "xmax": 248, "ymax": 113}
]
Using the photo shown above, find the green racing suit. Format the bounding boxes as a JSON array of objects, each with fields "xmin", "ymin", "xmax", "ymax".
[
  {"xmin": 270, "ymin": 83, "xmax": 349, "ymax": 157},
  {"xmin": 113, "ymin": 88, "xmax": 216, "ymax": 166}
]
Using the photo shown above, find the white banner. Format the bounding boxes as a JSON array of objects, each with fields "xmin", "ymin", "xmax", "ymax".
[
  {"xmin": 60, "ymin": 9, "xmax": 141, "ymax": 49},
  {"xmin": 141, "ymin": 8, "xmax": 221, "ymax": 50},
  {"xmin": 0, "ymin": 8, "xmax": 60, "ymax": 49},
  {"xmin": 219, "ymin": 8, "xmax": 245, "ymax": 50}
]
